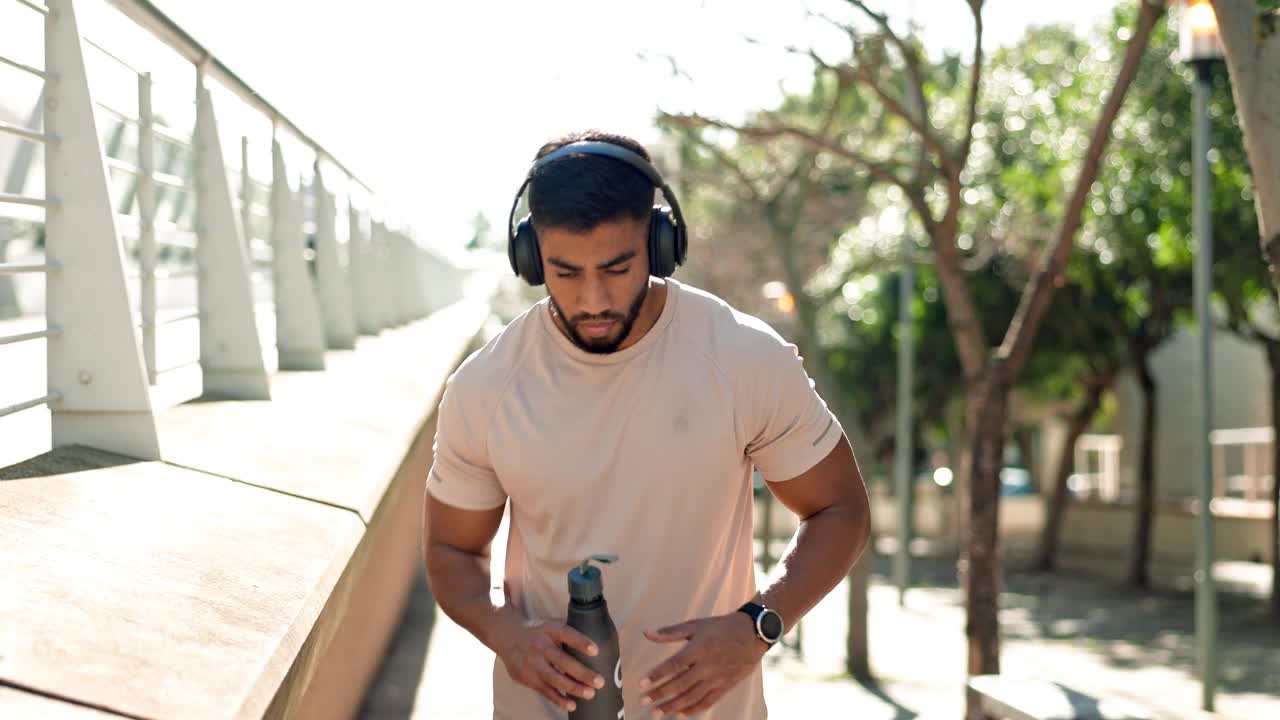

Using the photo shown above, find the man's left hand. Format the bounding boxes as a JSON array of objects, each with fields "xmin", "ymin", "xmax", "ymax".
[{"xmin": 640, "ymin": 612, "xmax": 768, "ymax": 717}]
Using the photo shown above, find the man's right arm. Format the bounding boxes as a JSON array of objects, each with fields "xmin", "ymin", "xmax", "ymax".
[
  {"xmin": 422, "ymin": 495, "xmax": 512, "ymax": 648},
  {"xmin": 424, "ymin": 495, "xmax": 606, "ymax": 712}
]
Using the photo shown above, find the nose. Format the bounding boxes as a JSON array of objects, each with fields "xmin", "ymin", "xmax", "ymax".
[{"xmin": 578, "ymin": 274, "xmax": 611, "ymax": 317}]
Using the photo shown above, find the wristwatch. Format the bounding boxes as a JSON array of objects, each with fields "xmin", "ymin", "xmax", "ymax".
[{"xmin": 737, "ymin": 602, "xmax": 785, "ymax": 646}]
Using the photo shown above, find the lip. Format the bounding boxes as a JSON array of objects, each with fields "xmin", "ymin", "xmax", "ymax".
[{"xmin": 578, "ymin": 320, "xmax": 616, "ymax": 338}]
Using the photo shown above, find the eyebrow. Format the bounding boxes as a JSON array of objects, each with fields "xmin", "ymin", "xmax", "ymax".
[{"xmin": 547, "ymin": 251, "xmax": 637, "ymax": 272}]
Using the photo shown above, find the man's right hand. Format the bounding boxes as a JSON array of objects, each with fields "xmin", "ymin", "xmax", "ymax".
[{"xmin": 495, "ymin": 618, "xmax": 607, "ymax": 712}]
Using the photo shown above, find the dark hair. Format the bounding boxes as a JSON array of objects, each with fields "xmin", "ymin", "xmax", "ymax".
[{"xmin": 527, "ymin": 130, "xmax": 655, "ymax": 233}]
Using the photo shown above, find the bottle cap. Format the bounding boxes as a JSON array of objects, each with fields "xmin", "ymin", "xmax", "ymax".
[{"xmin": 568, "ymin": 554, "xmax": 617, "ymax": 603}]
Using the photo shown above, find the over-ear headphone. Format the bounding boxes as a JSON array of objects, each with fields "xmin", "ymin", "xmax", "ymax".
[{"xmin": 507, "ymin": 141, "xmax": 689, "ymax": 286}]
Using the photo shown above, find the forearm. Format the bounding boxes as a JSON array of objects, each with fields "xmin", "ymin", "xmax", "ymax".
[
  {"xmin": 756, "ymin": 500, "xmax": 871, "ymax": 628},
  {"xmin": 425, "ymin": 542, "xmax": 523, "ymax": 652}
]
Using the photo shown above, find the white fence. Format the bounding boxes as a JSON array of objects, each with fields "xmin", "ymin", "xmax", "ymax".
[{"xmin": 0, "ymin": 0, "xmax": 443, "ymax": 462}]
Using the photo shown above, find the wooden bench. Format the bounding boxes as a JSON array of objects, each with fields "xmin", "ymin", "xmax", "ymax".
[{"xmin": 967, "ymin": 676, "xmax": 1154, "ymax": 720}]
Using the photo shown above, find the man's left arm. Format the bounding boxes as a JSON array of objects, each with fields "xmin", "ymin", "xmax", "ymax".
[{"xmin": 640, "ymin": 436, "xmax": 870, "ymax": 716}]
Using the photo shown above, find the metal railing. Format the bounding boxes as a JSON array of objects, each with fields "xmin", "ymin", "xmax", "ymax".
[
  {"xmin": 0, "ymin": 0, "xmax": 58, "ymax": 423},
  {"xmin": 0, "ymin": 0, "xmax": 446, "ymax": 460},
  {"xmin": 1070, "ymin": 433, "xmax": 1124, "ymax": 501},
  {"xmin": 1210, "ymin": 426, "xmax": 1274, "ymax": 502}
]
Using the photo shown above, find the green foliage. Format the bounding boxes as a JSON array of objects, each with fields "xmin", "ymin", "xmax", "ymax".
[{"xmin": 660, "ymin": 0, "xmax": 1270, "ymax": 452}]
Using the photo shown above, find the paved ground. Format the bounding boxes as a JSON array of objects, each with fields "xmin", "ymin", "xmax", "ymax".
[{"xmin": 360, "ymin": 533, "xmax": 1280, "ymax": 720}]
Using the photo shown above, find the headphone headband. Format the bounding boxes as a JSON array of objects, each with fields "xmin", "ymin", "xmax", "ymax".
[
  {"xmin": 507, "ymin": 141, "xmax": 685, "ymax": 241},
  {"xmin": 506, "ymin": 138, "xmax": 689, "ymax": 284},
  {"xmin": 528, "ymin": 141, "xmax": 666, "ymax": 187}
]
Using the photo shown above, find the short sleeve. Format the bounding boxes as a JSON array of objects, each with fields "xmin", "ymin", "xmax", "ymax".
[
  {"xmin": 427, "ymin": 368, "xmax": 508, "ymax": 510},
  {"xmin": 739, "ymin": 327, "xmax": 844, "ymax": 483}
]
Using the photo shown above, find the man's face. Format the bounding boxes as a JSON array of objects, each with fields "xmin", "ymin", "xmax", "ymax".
[{"xmin": 538, "ymin": 216, "xmax": 650, "ymax": 354}]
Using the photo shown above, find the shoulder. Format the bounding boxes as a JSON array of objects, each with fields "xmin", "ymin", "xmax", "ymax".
[
  {"xmin": 444, "ymin": 301, "xmax": 542, "ymax": 404},
  {"xmin": 671, "ymin": 281, "xmax": 799, "ymax": 371}
]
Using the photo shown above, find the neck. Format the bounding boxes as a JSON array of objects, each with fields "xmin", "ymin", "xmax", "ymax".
[{"xmin": 551, "ymin": 277, "xmax": 669, "ymax": 353}]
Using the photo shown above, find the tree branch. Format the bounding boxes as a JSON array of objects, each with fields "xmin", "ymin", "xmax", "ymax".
[
  {"xmin": 842, "ymin": 0, "xmax": 926, "ymax": 97},
  {"xmin": 666, "ymin": 113, "xmax": 933, "ymax": 220},
  {"xmin": 804, "ymin": 9, "xmax": 956, "ymax": 178},
  {"xmin": 664, "ymin": 119, "xmax": 766, "ymax": 207},
  {"xmin": 1000, "ymin": 0, "xmax": 1166, "ymax": 381},
  {"xmin": 958, "ymin": 0, "xmax": 986, "ymax": 173}
]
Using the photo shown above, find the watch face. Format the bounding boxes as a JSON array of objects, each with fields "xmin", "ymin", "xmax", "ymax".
[{"xmin": 759, "ymin": 610, "xmax": 784, "ymax": 641}]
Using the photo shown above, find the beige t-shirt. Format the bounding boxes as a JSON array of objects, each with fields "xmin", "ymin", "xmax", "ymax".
[{"xmin": 428, "ymin": 278, "xmax": 844, "ymax": 720}]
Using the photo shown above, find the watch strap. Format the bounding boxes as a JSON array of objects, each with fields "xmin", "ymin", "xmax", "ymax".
[{"xmin": 737, "ymin": 601, "xmax": 779, "ymax": 645}]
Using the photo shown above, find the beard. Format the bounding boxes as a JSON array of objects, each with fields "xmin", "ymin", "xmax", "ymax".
[{"xmin": 550, "ymin": 281, "xmax": 649, "ymax": 355}]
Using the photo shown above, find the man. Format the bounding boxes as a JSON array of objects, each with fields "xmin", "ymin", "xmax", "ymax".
[{"xmin": 424, "ymin": 129, "xmax": 870, "ymax": 719}]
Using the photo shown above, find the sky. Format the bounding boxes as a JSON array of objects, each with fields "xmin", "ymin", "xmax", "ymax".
[{"xmin": 9, "ymin": 0, "xmax": 1129, "ymax": 255}]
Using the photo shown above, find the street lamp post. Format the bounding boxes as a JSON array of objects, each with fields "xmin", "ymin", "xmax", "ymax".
[
  {"xmin": 1179, "ymin": 0, "xmax": 1222, "ymax": 712},
  {"xmin": 894, "ymin": 3, "xmax": 921, "ymax": 607}
]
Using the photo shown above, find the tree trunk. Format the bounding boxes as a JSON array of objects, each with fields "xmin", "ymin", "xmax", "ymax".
[
  {"xmin": 1267, "ymin": 340, "xmax": 1280, "ymax": 621},
  {"xmin": 845, "ymin": 548, "xmax": 874, "ymax": 682},
  {"xmin": 1015, "ymin": 428, "xmax": 1037, "ymax": 489},
  {"xmin": 789, "ymin": 288, "xmax": 879, "ymax": 680},
  {"xmin": 963, "ymin": 364, "xmax": 1011, "ymax": 719},
  {"xmin": 1033, "ymin": 381, "xmax": 1107, "ymax": 573},
  {"xmin": 1128, "ymin": 346, "xmax": 1159, "ymax": 589},
  {"xmin": 1210, "ymin": 1, "xmax": 1280, "ymax": 289}
]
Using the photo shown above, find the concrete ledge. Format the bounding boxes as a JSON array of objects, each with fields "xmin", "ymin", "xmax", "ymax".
[
  {"xmin": 0, "ymin": 299, "xmax": 490, "ymax": 718},
  {"xmin": 0, "ymin": 686, "xmax": 125, "ymax": 719}
]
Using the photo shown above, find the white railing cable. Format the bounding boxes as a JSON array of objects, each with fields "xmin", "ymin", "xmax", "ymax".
[
  {"xmin": 127, "ymin": 268, "xmax": 198, "ymax": 280},
  {"xmin": 0, "ymin": 394, "xmax": 60, "ymax": 419},
  {"xmin": 155, "ymin": 358, "xmax": 199, "ymax": 374},
  {"xmin": 0, "ymin": 52, "xmax": 47, "ymax": 78},
  {"xmin": 13, "ymin": 0, "xmax": 50, "ymax": 15},
  {"xmin": 0, "ymin": 193, "xmax": 54, "ymax": 208},
  {"xmin": 104, "ymin": 0, "xmax": 372, "ymax": 194},
  {"xmin": 0, "ymin": 262, "xmax": 58, "ymax": 274},
  {"xmin": 0, "ymin": 120, "xmax": 57, "ymax": 144},
  {"xmin": 0, "ymin": 53, "xmax": 48, "ymax": 79},
  {"xmin": 0, "ymin": 327, "xmax": 62, "ymax": 346},
  {"xmin": 84, "ymin": 37, "xmax": 144, "ymax": 76},
  {"xmin": 138, "ymin": 310, "xmax": 200, "ymax": 328},
  {"xmin": 104, "ymin": 157, "xmax": 190, "ymax": 191},
  {"xmin": 92, "ymin": 102, "xmax": 192, "ymax": 148}
]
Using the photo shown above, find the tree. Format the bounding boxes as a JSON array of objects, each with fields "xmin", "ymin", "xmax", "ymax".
[
  {"xmin": 658, "ymin": 77, "xmax": 884, "ymax": 678},
  {"xmin": 1210, "ymin": 1, "xmax": 1280, "ymax": 288},
  {"xmin": 1081, "ymin": 8, "xmax": 1202, "ymax": 588},
  {"xmin": 668, "ymin": 4, "xmax": 1166, "ymax": 702},
  {"xmin": 466, "ymin": 211, "xmax": 495, "ymax": 252}
]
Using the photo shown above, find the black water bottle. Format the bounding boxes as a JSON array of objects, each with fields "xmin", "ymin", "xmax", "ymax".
[{"xmin": 566, "ymin": 554, "xmax": 625, "ymax": 720}]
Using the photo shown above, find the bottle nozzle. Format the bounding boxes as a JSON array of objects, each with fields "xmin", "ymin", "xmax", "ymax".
[
  {"xmin": 569, "ymin": 554, "xmax": 619, "ymax": 603},
  {"xmin": 579, "ymin": 554, "xmax": 618, "ymax": 573}
]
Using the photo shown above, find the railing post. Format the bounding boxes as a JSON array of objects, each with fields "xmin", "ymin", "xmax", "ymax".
[
  {"xmin": 392, "ymin": 231, "xmax": 414, "ymax": 324},
  {"xmin": 347, "ymin": 198, "xmax": 380, "ymax": 335},
  {"xmin": 193, "ymin": 72, "xmax": 270, "ymax": 399},
  {"xmin": 270, "ymin": 131, "xmax": 325, "ymax": 369},
  {"xmin": 240, "ymin": 135, "xmax": 252, "ymax": 252},
  {"xmin": 137, "ymin": 71, "xmax": 157, "ymax": 385},
  {"xmin": 371, "ymin": 219, "xmax": 397, "ymax": 328},
  {"xmin": 412, "ymin": 243, "xmax": 430, "ymax": 319},
  {"xmin": 44, "ymin": 0, "xmax": 160, "ymax": 459},
  {"xmin": 312, "ymin": 160, "xmax": 356, "ymax": 349}
]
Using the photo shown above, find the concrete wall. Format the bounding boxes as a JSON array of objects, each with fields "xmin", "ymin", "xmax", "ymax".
[{"xmin": 0, "ymin": 299, "xmax": 489, "ymax": 718}]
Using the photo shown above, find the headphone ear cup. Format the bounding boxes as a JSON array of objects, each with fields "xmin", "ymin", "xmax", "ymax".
[
  {"xmin": 648, "ymin": 205, "xmax": 678, "ymax": 278},
  {"xmin": 510, "ymin": 214, "xmax": 545, "ymax": 286}
]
